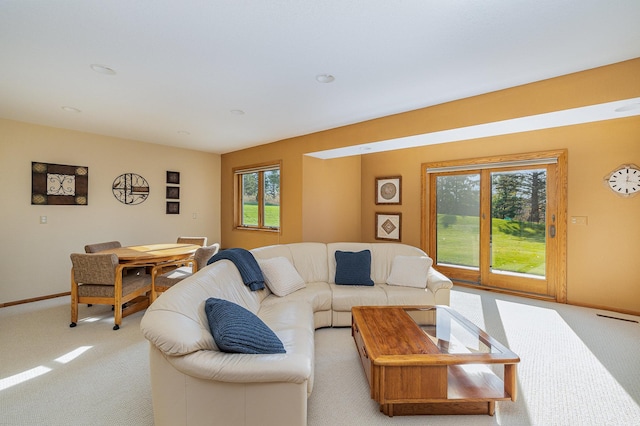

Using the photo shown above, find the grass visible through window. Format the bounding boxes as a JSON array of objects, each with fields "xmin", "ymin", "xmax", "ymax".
[
  {"xmin": 437, "ymin": 214, "xmax": 545, "ymax": 276},
  {"xmin": 242, "ymin": 204, "xmax": 280, "ymax": 228}
]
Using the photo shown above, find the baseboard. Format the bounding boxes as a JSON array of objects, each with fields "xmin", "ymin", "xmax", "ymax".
[
  {"xmin": 0, "ymin": 292, "xmax": 70, "ymax": 309},
  {"xmin": 452, "ymin": 282, "xmax": 640, "ymax": 318}
]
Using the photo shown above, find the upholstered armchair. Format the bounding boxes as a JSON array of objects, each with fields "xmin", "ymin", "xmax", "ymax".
[
  {"xmin": 69, "ymin": 253, "xmax": 152, "ymax": 330},
  {"xmin": 84, "ymin": 241, "xmax": 121, "ymax": 253},
  {"xmin": 151, "ymin": 243, "xmax": 220, "ymax": 301}
]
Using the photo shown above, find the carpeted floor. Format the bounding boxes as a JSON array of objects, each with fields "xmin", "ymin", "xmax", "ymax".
[{"xmin": 1, "ymin": 287, "xmax": 639, "ymax": 425}]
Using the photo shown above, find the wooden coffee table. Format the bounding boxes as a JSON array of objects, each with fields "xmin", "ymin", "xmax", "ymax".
[{"xmin": 351, "ymin": 305, "xmax": 520, "ymax": 416}]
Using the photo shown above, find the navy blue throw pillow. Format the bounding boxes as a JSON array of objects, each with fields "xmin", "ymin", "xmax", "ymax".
[
  {"xmin": 334, "ymin": 250, "xmax": 374, "ymax": 286},
  {"xmin": 204, "ymin": 298, "xmax": 285, "ymax": 354}
]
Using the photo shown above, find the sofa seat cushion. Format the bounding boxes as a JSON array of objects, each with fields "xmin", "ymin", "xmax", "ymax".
[
  {"xmin": 262, "ymin": 282, "xmax": 331, "ymax": 313},
  {"xmin": 205, "ymin": 298, "xmax": 285, "ymax": 354},
  {"xmin": 383, "ymin": 285, "xmax": 435, "ymax": 306},
  {"xmin": 330, "ymin": 283, "xmax": 388, "ymax": 312},
  {"xmin": 258, "ymin": 300, "xmax": 316, "ymax": 394}
]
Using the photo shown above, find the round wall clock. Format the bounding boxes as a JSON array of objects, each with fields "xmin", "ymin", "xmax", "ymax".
[
  {"xmin": 604, "ymin": 164, "xmax": 640, "ymax": 197},
  {"xmin": 112, "ymin": 173, "xmax": 150, "ymax": 205}
]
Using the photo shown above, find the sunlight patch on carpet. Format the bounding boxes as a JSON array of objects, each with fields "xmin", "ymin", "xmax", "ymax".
[{"xmin": 0, "ymin": 366, "xmax": 51, "ymax": 391}]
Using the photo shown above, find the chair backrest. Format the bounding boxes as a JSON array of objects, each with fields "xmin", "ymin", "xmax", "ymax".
[
  {"xmin": 70, "ymin": 253, "xmax": 119, "ymax": 284},
  {"xmin": 176, "ymin": 236, "xmax": 207, "ymax": 246},
  {"xmin": 194, "ymin": 243, "xmax": 220, "ymax": 270},
  {"xmin": 84, "ymin": 241, "xmax": 122, "ymax": 253}
]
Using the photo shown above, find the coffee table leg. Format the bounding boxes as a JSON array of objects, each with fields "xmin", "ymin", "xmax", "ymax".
[
  {"xmin": 504, "ymin": 363, "xmax": 517, "ymax": 401},
  {"xmin": 489, "ymin": 401, "xmax": 495, "ymax": 416}
]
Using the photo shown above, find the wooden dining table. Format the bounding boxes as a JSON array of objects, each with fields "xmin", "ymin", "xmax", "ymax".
[{"xmin": 97, "ymin": 243, "xmax": 200, "ymax": 265}]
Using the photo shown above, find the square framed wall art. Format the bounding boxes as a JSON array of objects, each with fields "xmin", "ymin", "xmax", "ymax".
[
  {"xmin": 166, "ymin": 171, "xmax": 180, "ymax": 184},
  {"xmin": 375, "ymin": 212, "xmax": 402, "ymax": 241},
  {"xmin": 166, "ymin": 186, "xmax": 180, "ymax": 199},
  {"xmin": 166, "ymin": 201, "xmax": 180, "ymax": 214},
  {"xmin": 31, "ymin": 162, "xmax": 88, "ymax": 205},
  {"xmin": 375, "ymin": 176, "xmax": 401, "ymax": 205}
]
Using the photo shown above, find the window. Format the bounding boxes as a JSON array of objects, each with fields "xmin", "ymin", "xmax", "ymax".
[{"xmin": 235, "ymin": 163, "xmax": 281, "ymax": 231}]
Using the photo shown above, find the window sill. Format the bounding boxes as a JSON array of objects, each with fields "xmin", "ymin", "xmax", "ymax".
[{"xmin": 235, "ymin": 226, "xmax": 280, "ymax": 233}]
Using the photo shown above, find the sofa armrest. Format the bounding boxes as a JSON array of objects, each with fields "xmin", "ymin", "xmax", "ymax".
[
  {"xmin": 167, "ymin": 349, "xmax": 312, "ymax": 385},
  {"xmin": 426, "ymin": 267, "xmax": 453, "ymax": 294}
]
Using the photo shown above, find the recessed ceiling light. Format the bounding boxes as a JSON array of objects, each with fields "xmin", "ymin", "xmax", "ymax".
[
  {"xmin": 61, "ymin": 106, "xmax": 81, "ymax": 113},
  {"xmin": 230, "ymin": 109, "xmax": 245, "ymax": 115},
  {"xmin": 316, "ymin": 74, "xmax": 335, "ymax": 83},
  {"xmin": 177, "ymin": 130, "xmax": 190, "ymax": 135},
  {"xmin": 90, "ymin": 64, "xmax": 116, "ymax": 75}
]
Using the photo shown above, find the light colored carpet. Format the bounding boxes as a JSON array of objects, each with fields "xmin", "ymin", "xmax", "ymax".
[{"xmin": 1, "ymin": 287, "xmax": 639, "ymax": 425}]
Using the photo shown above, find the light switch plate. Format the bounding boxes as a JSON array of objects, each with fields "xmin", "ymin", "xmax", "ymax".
[{"xmin": 571, "ymin": 216, "xmax": 587, "ymax": 225}]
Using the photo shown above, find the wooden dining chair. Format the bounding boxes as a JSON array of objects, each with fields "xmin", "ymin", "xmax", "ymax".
[
  {"xmin": 151, "ymin": 243, "xmax": 220, "ymax": 301},
  {"xmin": 176, "ymin": 236, "xmax": 207, "ymax": 246},
  {"xmin": 69, "ymin": 253, "xmax": 152, "ymax": 330}
]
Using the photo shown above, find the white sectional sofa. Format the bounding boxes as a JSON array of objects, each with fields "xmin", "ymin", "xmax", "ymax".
[{"xmin": 140, "ymin": 242, "xmax": 453, "ymax": 426}]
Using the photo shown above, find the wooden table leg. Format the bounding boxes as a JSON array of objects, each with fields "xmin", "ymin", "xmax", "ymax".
[{"xmin": 504, "ymin": 363, "xmax": 517, "ymax": 401}]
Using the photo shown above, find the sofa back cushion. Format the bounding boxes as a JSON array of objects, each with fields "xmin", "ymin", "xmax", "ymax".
[
  {"xmin": 328, "ymin": 242, "xmax": 429, "ymax": 284},
  {"xmin": 252, "ymin": 242, "xmax": 328, "ymax": 283}
]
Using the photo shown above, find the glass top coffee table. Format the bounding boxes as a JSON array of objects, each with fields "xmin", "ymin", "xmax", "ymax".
[{"xmin": 351, "ymin": 305, "xmax": 520, "ymax": 416}]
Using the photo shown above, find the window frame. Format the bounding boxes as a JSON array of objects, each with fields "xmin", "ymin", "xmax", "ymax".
[{"xmin": 234, "ymin": 161, "xmax": 281, "ymax": 232}]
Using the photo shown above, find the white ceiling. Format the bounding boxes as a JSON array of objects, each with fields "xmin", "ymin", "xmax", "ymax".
[{"xmin": 1, "ymin": 1, "xmax": 640, "ymax": 155}]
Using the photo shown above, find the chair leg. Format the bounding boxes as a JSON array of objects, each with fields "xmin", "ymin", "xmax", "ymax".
[
  {"xmin": 113, "ymin": 297, "xmax": 123, "ymax": 331},
  {"xmin": 70, "ymin": 274, "xmax": 79, "ymax": 328}
]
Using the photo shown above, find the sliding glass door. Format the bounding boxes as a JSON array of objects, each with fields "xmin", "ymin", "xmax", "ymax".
[{"xmin": 425, "ymin": 151, "xmax": 567, "ymax": 300}]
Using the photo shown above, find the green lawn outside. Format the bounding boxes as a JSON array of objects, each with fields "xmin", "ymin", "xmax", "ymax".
[
  {"xmin": 437, "ymin": 215, "xmax": 545, "ymax": 276},
  {"xmin": 242, "ymin": 204, "xmax": 280, "ymax": 227}
]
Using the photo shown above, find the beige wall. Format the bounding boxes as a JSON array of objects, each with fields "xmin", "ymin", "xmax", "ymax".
[
  {"xmin": 0, "ymin": 119, "xmax": 221, "ymax": 305},
  {"xmin": 221, "ymin": 58, "xmax": 640, "ymax": 314},
  {"xmin": 302, "ymin": 155, "xmax": 362, "ymax": 242}
]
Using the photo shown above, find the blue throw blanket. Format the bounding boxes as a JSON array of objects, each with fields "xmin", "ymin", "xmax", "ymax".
[{"xmin": 206, "ymin": 248, "xmax": 265, "ymax": 291}]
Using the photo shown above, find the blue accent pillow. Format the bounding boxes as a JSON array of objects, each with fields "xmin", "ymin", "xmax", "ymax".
[
  {"xmin": 204, "ymin": 298, "xmax": 285, "ymax": 354},
  {"xmin": 334, "ymin": 250, "xmax": 374, "ymax": 286}
]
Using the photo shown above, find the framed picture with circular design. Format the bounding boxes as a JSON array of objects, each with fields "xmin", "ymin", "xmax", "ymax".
[
  {"xmin": 375, "ymin": 176, "xmax": 401, "ymax": 205},
  {"xmin": 375, "ymin": 212, "xmax": 401, "ymax": 241}
]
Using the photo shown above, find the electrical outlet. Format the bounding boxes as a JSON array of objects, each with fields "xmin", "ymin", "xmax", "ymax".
[{"xmin": 40, "ymin": 215, "xmax": 47, "ymax": 224}]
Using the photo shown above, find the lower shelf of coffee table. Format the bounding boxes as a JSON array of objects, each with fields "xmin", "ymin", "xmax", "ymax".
[
  {"xmin": 370, "ymin": 363, "xmax": 513, "ymax": 416},
  {"xmin": 375, "ymin": 362, "xmax": 515, "ymax": 416}
]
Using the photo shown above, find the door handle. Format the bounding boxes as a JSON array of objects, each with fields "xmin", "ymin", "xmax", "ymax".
[{"xmin": 549, "ymin": 225, "xmax": 556, "ymax": 238}]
